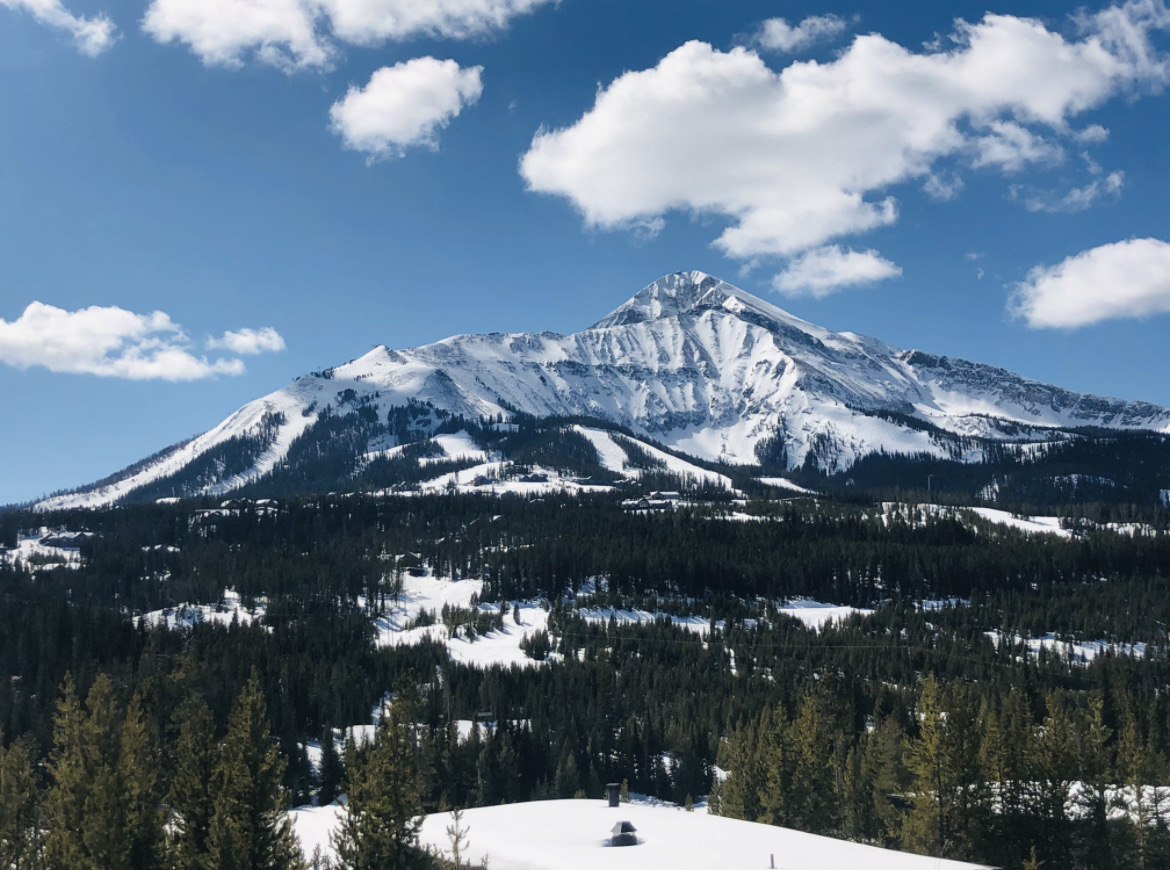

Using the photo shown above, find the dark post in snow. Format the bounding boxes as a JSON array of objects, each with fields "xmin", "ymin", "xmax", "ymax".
[{"xmin": 606, "ymin": 782, "xmax": 620, "ymax": 807}]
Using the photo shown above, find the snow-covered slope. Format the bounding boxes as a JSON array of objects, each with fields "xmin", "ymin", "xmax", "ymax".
[
  {"xmin": 290, "ymin": 797, "xmax": 990, "ymax": 870},
  {"xmin": 36, "ymin": 271, "xmax": 1170, "ymax": 509}
]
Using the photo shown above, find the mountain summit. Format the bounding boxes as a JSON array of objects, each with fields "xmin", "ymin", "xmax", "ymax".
[{"xmin": 37, "ymin": 272, "xmax": 1170, "ymax": 509}]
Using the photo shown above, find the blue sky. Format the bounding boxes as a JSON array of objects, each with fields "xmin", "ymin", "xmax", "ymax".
[{"xmin": 1, "ymin": 0, "xmax": 1169, "ymax": 504}]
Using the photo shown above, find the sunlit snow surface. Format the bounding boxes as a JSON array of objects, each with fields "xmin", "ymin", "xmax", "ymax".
[
  {"xmin": 573, "ymin": 426, "xmax": 733, "ymax": 489},
  {"xmin": 756, "ymin": 476, "xmax": 816, "ymax": 494},
  {"xmin": 370, "ymin": 572, "xmax": 555, "ymax": 670},
  {"xmin": 0, "ymin": 529, "xmax": 86, "ymax": 571},
  {"xmin": 289, "ymin": 798, "xmax": 988, "ymax": 870},
  {"xmin": 365, "ymin": 573, "xmax": 868, "ymax": 666},
  {"xmin": 139, "ymin": 588, "xmax": 263, "ymax": 629},
  {"xmin": 968, "ymin": 507, "xmax": 1073, "ymax": 538},
  {"xmin": 985, "ymin": 629, "xmax": 1147, "ymax": 666},
  {"xmin": 778, "ymin": 598, "xmax": 873, "ymax": 629}
]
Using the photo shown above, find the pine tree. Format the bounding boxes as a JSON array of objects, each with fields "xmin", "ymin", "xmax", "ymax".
[
  {"xmin": 332, "ymin": 698, "xmax": 428, "ymax": 870},
  {"xmin": 1077, "ymin": 696, "xmax": 1114, "ymax": 870},
  {"xmin": 318, "ymin": 725, "xmax": 343, "ymax": 806},
  {"xmin": 119, "ymin": 692, "xmax": 164, "ymax": 870},
  {"xmin": 44, "ymin": 674, "xmax": 162, "ymax": 870},
  {"xmin": 1032, "ymin": 694, "xmax": 1077, "ymax": 867},
  {"xmin": 444, "ymin": 807, "xmax": 469, "ymax": 870},
  {"xmin": 0, "ymin": 731, "xmax": 41, "ymax": 870},
  {"xmin": 167, "ymin": 696, "xmax": 217, "ymax": 870},
  {"xmin": 860, "ymin": 718, "xmax": 904, "ymax": 846},
  {"xmin": 755, "ymin": 704, "xmax": 791, "ymax": 827},
  {"xmin": 552, "ymin": 740, "xmax": 579, "ymax": 799},
  {"xmin": 205, "ymin": 675, "xmax": 305, "ymax": 870},
  {"xmin": 902, "ymin": 676, "xmax": 952, "ymax": 858},
  {"xmin": 1119, "ymin": 715, "xmax": 1155, "ymax": 870},
  {"xmin": 787, "ymin": 691, "xmax": 835, "ymax": 835}
]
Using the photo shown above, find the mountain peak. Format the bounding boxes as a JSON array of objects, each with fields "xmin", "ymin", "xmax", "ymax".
[
  {"xmin": 589, "ymin": 271, "xmax": 723, "ymax": 329},
  {"xmin": 589, "ymin": 271, "xmax": 832, "ymax": 342},
  {"xmin": 33, "ymin": 272, "xmax": 1170, "ymax": 512}
]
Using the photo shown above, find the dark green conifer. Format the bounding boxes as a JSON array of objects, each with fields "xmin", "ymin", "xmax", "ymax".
[
  {"xmin": 331, "ymin": 699, "xmax": 428, "ymax": 870},
  {"xmin": 205, "ymin": 675, "xmax": 305, "ymax": 870},
  {"xmin": 318, "ymin": 726, "xmax": 343, "ymax": 806},
  {"xmin": 44, "ymin": 674, "xmax": 161, "ymax": 870},
  {"xmin": 0, "ymin": 730, "xmax": 41, "ymax": 870},
  {"xmin": 167, "ymin": 696, "xmax": 217, "ymax": 870}
]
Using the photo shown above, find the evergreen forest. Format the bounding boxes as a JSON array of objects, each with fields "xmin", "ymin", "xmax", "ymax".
[{"xmin": 2, "ymin": 489, "xmax": 1170, "ymax": 869}]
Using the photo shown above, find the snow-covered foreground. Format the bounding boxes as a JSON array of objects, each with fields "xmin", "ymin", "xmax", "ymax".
[{"xmin": 290, "ymin": 798, "xmax": 988, "ymax": 870}]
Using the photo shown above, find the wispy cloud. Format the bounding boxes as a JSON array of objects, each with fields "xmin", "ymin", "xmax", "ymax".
[
  {"xmin": 207, "ymin": 326, "xmax": 286, "ymax": 355},
  {"xmin": 1011, "ymin": 238, "xmax": 1170, "ymax": 328},
  {"xmin": 1020, "ymin": 171, "xmax": 1125, "ymax": 213},
  {"xmin": 0, "ymin": 302, "xmax": 283, "ymax": 380},
  {"xmin": 753, "ymin": 14, "xmax": 851, "ymax": 54},
  {"xmin": 773, "ymin": 246, "xmax": 901, "ymax": 298},
  {"xmin": 1, "ymin": 0, "xmax": 116, "ymax": 55},
  {"xmin": 329, "ymin": 58, "xmax": 483, "ymax": 161}
]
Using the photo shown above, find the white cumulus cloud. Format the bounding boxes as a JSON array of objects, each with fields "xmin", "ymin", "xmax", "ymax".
[
  {"xmin": 1011, "ymin": 238, "xmax": 1170, "ymax": 328},
  {"xmin": 773, "ymin": 246, "xmax": 902, "ymax": 298},
  {"xmin": 520, "ymin": 1, "xmax": 1170, "ymax": 296},
  {"xmin": 142, "ymin": 0, "xmax": 553, "ymax": 70},
  {"xmin": 0, "ymin": 302, "xmax": 283, "ymax": 380},
  {"xmin": 207, "ymin": 326, "xmax": 287, "ymax": 354},
  {"xmin": 1, "ymin": 0, "xmax": 116, "ymax": 55},
  {"xmin": 329, "ymin": 58, "xmax": 483, "ymax": 161},
  {"xmin": 754, "ymin": 14, "xmax": 851, "ymax": 53}
]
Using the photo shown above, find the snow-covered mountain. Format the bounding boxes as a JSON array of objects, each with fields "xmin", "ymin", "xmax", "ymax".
[{"xmin": 36, "ymin": 271, "xmax": 1170, "ymax": 509}]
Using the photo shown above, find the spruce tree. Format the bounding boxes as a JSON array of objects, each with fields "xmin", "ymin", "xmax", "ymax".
[
  {"xmin": 119, "ymin": 692, "xmax": 164, "ymax": 870},
  {"xmin": 860, "ymin": 718, "xmax": 904, "ymax": 846},
  {"xmin": 1077, "ymin": 696, "xmax": 1114, "ymax": 870},
  {"xmin": 44, "ymin": 674, "xmax": 162, "ymax": 870},
  {"xmin": 167, "ymin": 696, "xmax": 217, "ymax": 870},
  {"xmin": 318, "ymin": 725, "xmax": 343, "ymax": 806},
  {"xmin": 757, "ymin": 703, "xmax": 792, "ymax": 827},
  {"xmin": 1032, "ymin": 695, "xmax": 1077, "ymax": 867},
  {"xmin": 205, "ymin": 675, "xmax": 305, "ymax": 870},
  {"xmin": 331, "ymin": 699, "xmax": 428, "ymax": 870},
  {"xmin": 0, "ymin": 731, "xmax": 41, "ymax": 870},
  {"xmin": 902, "ymin": 676, "xmax": 951, "ymax": 858},
  {"xmin": 787, "ymin": 691, "xmax": 835, "ymax": 835},
  {"xmin": 552, "ymin": 740, "xmax": 579, "ymax": 799},
  {"xmin": 1119, "ymin": 715, "xmax": 1156, "ymax": 870}
]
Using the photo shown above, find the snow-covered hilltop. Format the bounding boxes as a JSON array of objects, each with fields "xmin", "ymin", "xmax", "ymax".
[
  {"xmin": 36, "ymin": 271, "xmax": 1170, "ymax": 510},
  {"xmin": 291, "ymin": 797, "xmax": 991, "ymax": 870}
]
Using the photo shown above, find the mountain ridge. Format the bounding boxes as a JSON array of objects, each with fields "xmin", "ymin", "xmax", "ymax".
[{"xmin": 34, "ymin": 271, "xmax": 1170, "ymax": 510}]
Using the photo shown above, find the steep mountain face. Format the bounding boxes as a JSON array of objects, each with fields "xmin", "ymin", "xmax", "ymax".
[{"xmin": 36, "ymin": 271, "xmax": 1170, "ymax": 509}]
